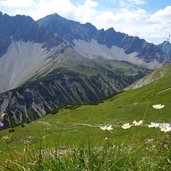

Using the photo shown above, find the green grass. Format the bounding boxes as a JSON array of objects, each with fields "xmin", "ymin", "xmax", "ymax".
[
  {"xmin": 1, "ymin": 136, "xmax": 171, "ymax": 170},
  {"xmin": 0, "ymin": 64, "xmax": 171, "ymax": 169},
  {"xmin": 0, "ymin": 141, "xmax": 171, "ymax": 171}
]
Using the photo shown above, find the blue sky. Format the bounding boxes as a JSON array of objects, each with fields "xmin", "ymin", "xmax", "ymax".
[
  {"xmin": 139, "ymin": 0, "xmax": 171, "ymax": 12},
  {"xmin": 0, "ymin": 0, "xmax": 171, "ymax": 44}
]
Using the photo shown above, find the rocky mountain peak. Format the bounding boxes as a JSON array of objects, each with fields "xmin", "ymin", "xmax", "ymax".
[
  {"xmin": 37, "ymin": 13, "xmax": 171, "ymax": 69},
  {"xmin": 159, "ymin": 40, "xmax": 171, "ymax": 57},
  {"xmin": 0, "ymin": 11, "xmax": 170, "ymax": 127}
]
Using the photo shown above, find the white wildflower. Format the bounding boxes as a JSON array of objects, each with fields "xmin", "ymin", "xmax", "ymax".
[
  {"xmin": 133, "ymin": 120, "xmax": 143, "ymax": 126},
  {"xmin": 160, "ymin": 123, "xmax": 171, "ymax": 132},
  {"xmin": 152, "ymin": 104, "xmax": 165, "ymax": 109},
  {"xmin": 100, "ymin": 125, "xmax": 113, "ymax": 131},
  {"xmin": 148, "ymin": 122, "xmax": 160, "ymax": 128},
  {"xmin": 121, "ymin": 123, "xmax": 131, "ymax": 129}
]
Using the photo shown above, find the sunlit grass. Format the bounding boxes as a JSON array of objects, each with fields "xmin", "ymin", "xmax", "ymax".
[{"xmin": 0, "ymin": 64, "xmax": 171, "ymax": 169}]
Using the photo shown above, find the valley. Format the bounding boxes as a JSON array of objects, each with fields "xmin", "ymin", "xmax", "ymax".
[
  {"xmin": 0, "ymin": 63, "xmax": 171, "ymax": 166},
  {"xmin": 0, "ymin": 9, "xmax": 171, "ymax": 170}
]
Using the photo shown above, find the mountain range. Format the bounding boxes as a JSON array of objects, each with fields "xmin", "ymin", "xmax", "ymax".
[
  {"xmin": 0, "ymin": 11, "xmax": 170, "ymax": 127},
  {"xmin": 38, "ymin": 13, "xmax": 171, "ymax": 69}
]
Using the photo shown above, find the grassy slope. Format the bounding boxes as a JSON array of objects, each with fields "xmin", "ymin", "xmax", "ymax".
[{"xmin": 0, "ymin": 64, "xmax": 171, "ymax": 161}]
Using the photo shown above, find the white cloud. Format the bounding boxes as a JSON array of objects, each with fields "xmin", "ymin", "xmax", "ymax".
[
  {"xmin": 128, "ymin": 0, "xmax": 145, "ymax": 5},
  {"xmin": 15, "ymin": 0, "xmax": 76, "ymax": 20},
  {"xmin": 15, "ymin": 0, "xmax": 98, "ymax": 23},
  {"xmin": 1, "ymin": 0, "xmax": 170, "ymax": 44},
  {"xmin": 119, "ymin": 0, "xmax": 145, "ymax": 8},
  {"xmin": 150, "ymin": 6, "xmax": 171, "ymax": 23},
  {"xmin": 0, "ymin": 0, "xmax": 34, "ymax": 8},
  {"xmin": 147, "ymin": 6, "xmax": 171, "ymax": 43},
  {"xmin": 94, "ymin": 8, "xmax": 151, "ymax": 40},
  {"xmin": 73, "ymin": 0, "xmax": 98, "ymax": 23},
  {"xmin": 92, "ymin": 5, "xmax": 171, "ymax": 44}
]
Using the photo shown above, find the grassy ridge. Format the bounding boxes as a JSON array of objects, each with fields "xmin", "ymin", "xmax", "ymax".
[{"xmin": 0, "ymin": 64, "xmax": 171, "ymax": 168}]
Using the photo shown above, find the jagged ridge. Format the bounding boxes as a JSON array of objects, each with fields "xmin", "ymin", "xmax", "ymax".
[{"xmin": 37, "ymin": 13, "xmax": 171, "ymax": 68}]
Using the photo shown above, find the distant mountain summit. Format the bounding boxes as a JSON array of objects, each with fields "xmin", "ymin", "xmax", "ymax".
[
  {"xmin": 37, "ymin": 13, "xmax": 171, "ymax": 69},
  {"xmin": 0, "ymin": 12, "xmax": 150, "ymax": 126},
  {"xmin": 0, "ymin": 12, "xmax": 66, "ymax": 57},
  {"xmin": 37, "ymin": 13, "xmax": 96, "ymax": 40},
  {"xmin": 0, "ymin": 12, "xmax": 71, "ymax": 93},
  {"xmin": 159, "ymin": 41, "xmax": 171, "ymax": 57}
]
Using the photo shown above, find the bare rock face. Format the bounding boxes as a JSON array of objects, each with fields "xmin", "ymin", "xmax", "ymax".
[
  {"xmin": 0, "ymin": 12, "xmax": 150, "ymax": 127},
  {"xmin": 37, "ymin": 13, "xmax": 171, "ymax": 69},
  {"xmin": 159, "ymin": 41, "xmax": 171, "ymax": 57},
  {"xmin": 0, "ymin": 64, "xmax": 149, "ymax": 126}
]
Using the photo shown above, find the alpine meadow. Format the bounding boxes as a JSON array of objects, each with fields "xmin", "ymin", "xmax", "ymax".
[{"xmin": 0, "ymin": 1, "xmax": 171, "ymax": 170}]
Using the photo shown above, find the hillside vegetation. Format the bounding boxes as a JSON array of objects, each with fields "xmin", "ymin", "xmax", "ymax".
[
  {"xmin": 0, "ymin": 63, "xmax": 171, "ymax": 170},
  {"xmin": 0, "ymin": 56, "xmax": 148, "ymax": 127}
]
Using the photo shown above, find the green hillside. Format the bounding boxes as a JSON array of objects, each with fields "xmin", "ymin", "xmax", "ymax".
[
  {"xmin": 0, "ymin": 55, "xmax": 149, "ymax": 127},
  {"xmin": 0, "ymin": 63, "xmax": 171, "ymax": 165}
]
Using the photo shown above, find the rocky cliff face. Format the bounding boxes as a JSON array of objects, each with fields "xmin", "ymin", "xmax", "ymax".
[
  {"xmin": 0, "ymin": 60, "xmax": 148, "ymax": 126},
  {"xmin": 37, "ymin": 14, "xmax": 171, "ymax": 69},
  {"xmin": 159, "ymin": 41, "xmax": 171, "ymax": 57},
  {"xmin": 0, "ymin": 69, "xmax": 116, "ymax": 125},
  {"xmin": 0, "ymin": 12, "xmax": 67, "ymax": 57},
  {"xmin": 0, "ymin": 12, "xmax": 73, "ymax": 93},
  {"xmin": 0, "ymin": 12, "xmax": 150, "ymax": 127}
]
